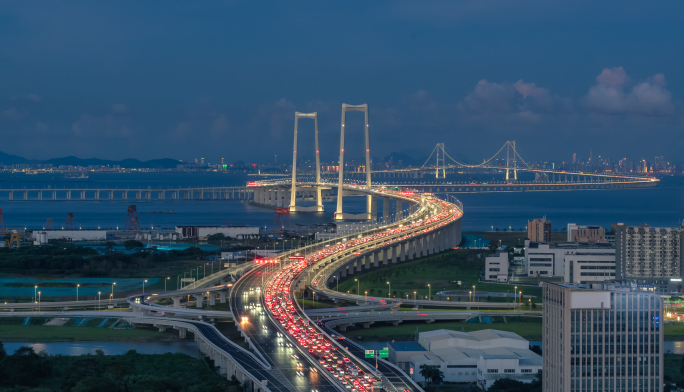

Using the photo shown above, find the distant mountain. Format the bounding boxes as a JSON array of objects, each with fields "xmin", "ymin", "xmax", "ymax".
[
  {"xmin": 0, "ymin": 151, "xmax": 39, "ymax": 165},
  {"xmin": 0, "ymin": 151, "xmax": 186, "ymax": 169},
  {"xmin": 381, "ymin": 152, "xmax": 426, "ymax": 168},
  {"xmin": 42, "ymin": 156, "xmax": 186, "ymax": 169}
]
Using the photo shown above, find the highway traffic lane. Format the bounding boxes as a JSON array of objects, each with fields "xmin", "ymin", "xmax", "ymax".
[
  {"xmin": 287, "ymin": 278, "xmax": 395, "ymax": 392},
  {"xmin": 232, "ymin": 267, "xmax": 341, "ymax": 392},
  {"xmin": 318, "ymin": 321, "xmax": 417, "ymax": 392}
]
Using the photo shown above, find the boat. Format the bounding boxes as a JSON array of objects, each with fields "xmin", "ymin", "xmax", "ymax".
[{"xmin": 65, "ymin": 172, "xmax": 89, "ymax": 179}]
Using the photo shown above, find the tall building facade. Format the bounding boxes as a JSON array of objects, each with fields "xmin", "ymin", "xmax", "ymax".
[
  {"xmin": 567, "ymin": 223, "xmax": 607, "ymax": 243},
  {"xmin": 528, "ymin": 217, "xmax": 551, "ymax": 242},
  {"xmin": 614, "ymin": 223, "xmax": 684, "ymax": 292},
  {"xmin": 543, "ymin": 282, "xmax": 663, "ymax": 392}
]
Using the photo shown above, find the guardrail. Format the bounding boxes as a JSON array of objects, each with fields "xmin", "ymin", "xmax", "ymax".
[{"xmin": 126, "ymin": 317, "xmax": 273, "ymax": 389}]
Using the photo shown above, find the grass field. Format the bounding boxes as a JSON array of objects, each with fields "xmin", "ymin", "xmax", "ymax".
[
  {"xmin": 466, "ymin": 231, "xmax": 566, "ymax": 249},
  {"xmin": 340, "ymin": 319, "xmax": 544, "ymax": 341},
  {"xmin": 335, "ymin": 249, "xmax": 542, "ymax": 301},
  {"xmin": 665, "ymin": 354, "xmax": 684, "ymax": 385},
  {"xmin": 0, "ymin": 324, "xmax": 174, "ymax": 342}
]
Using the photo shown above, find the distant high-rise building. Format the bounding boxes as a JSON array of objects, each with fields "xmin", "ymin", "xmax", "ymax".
[
  {"xmin": 201, "ymin": 158, "xmax": 205, "ymax": 166},
  {"xmin": 572, "ymin": 153, "xmax": 577, "ymax": 164},
  {"xmin": 614, "ymin": 223, "xmax": 683, "ymax": 293},
  {"xmin": 567, "ymin": 223, "xmax": 607, "ymax": 243},
  {"xmin": 542, "ymin": 282, "xmax": 664, "ymax": 392},
  {"xmin": 528, "ymin": 217, "xmax": 551, "ymax": 242}
]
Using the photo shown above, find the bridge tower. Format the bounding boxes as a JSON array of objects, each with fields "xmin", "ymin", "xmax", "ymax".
[
  {"xmin": 505, "ymin": 141, "xmax": 518, "ymax": 181},
  {"xmin": 435, "ymin": 143, "xmax": 446, "ymax": 179},
  {"xmin": 289, "ymin": 112, "xmax": 322, "ymax": 212},
  {"xmin": 335, "ymin": 104, "xmax": 371, "ymax": 221}
]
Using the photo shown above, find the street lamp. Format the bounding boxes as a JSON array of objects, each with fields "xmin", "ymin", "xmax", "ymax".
[
  {"xmin": 386, "ymin": 281, "xmax": 391, "ymax": 298},
  {"xmin": 335, "ymin": 276, "xmax": 339, "ymax": 292},
  {"xmin": 427, "ymin": 284, "xmax": 431, "ymax": 301},
  {"xmin": 365, "ymin": 291, "xmax": 368, "ymax": 305},
  {"xmin": 34, "ymin": 285, "xmax": 37, "ymax": 302},
  {"xmin": 414, "ymin": 291, "xmax": 417, "ymax": 308},
  {"xmin": 143, "ymin": 279, "xmax": 148, "ymax": 295},
  {"xmin": 514, "ymin": 286, "xmax": 517, "ymax": 311},
  {"xmin": 76, "ymin": 284, "xmax": 80, "ymax": 302},
  {"xmin": 165, "ymin": 277, "xmax": 170, "ymax": 292},
  {"xmin": 38, "ymin": 291, "xmax": 41, "ymax": 312},
  {"xmin": 469, "ymin": 291, "xmax": 472, "ymax": 302},
  {"xmin": 355, "ymin": 278, "xmax": 359, "ymax": 295},
  {"xmin": 111, "ymin": 282, "xmax": 116, "ymax": 301},
  {"xmin": 98, "ymin": 292, "xmax": 101, "ymax": 311}
]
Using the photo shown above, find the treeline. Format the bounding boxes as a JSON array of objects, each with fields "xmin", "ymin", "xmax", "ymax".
[
  {"xmin": 0, "ymin": 244, "xmax": 213, "ymax": 277},
  {"xmin": 0, "ymin": 343, "xmax": 245, "ymax": 392}
]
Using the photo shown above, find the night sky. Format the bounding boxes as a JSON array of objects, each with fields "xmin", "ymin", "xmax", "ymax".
[{"xmin": 0, "ymin": 1, "xmax": 682, "ymax": 165}]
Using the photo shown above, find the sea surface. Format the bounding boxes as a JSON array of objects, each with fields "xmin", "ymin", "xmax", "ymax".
[
  {"xmin": 2, "ymin": 341, "xmax": 200, "ymax": 357},
  {"xmin": 0, "ymin": 171, "xmax": 680, "ymax": 231}
]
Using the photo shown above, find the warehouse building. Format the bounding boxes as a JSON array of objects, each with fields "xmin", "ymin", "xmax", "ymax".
[{"xmin": 408, "ymin": 329, "xmax": 542, "ymax": 390}]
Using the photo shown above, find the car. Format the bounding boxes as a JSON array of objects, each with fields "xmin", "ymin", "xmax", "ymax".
[{"xmin": 291, "ymin": 354, "xmax": 299, "ymax": 360}]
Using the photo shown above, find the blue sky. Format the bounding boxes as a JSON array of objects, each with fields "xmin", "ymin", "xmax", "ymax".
[{"xmin": 0, "ymin": 1, "xmax": 682, "ymax": 164}]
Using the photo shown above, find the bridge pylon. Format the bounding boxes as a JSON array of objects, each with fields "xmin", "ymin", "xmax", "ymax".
[
  {"xmin": 335, "ymin": 104, "xmax": 371, "ymax": 221},
  {"xmin": 289, "ymin": 112, "xmax": 323, "ymax": 212},
  {"xmin": 505, "ymin": 141, "xmax": 518, "ymax": 181},
  {"xmin": 436, "ymin": 143, "xmax": 446, "ymax": 179}
]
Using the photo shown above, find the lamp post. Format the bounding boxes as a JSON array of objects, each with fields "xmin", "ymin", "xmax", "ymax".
[
  {"xmin": 365, "ymin": 291, "xmax": 368, "ymax": 305},
  {"xmin": 469, "ymin": 291, "xmax": 472, "ymax": 302},
  {"xmin": 428, "ymin": 284, "xmax": 431, "ymax": 301},
  {"xmin": 38, "ymin": 291, "xmax": 41, "ymax": 312},
  {"xmin": 76, "ymin": 284, "xmax": 80, "ymax": 302},
  {"xmin": 34, "ymin": 285, "xmax": 37, "ymax": 302},
  {"xmin": 519, "ymin": 291, "xmax": 522, "ymax": 310},
  {"xmin": 355, "ymin": 278, "xmax": 359, "ymax": 296},
  {"xmin": 386, "ymin": 281, "xmax": 391, "ymax": 298},
  {"xmin": 514, "ymin": 286, "xmax": 517, "ymax": 311},
  {"xmin": 143, "ymin": 279, "xmax": 148, "ymax": 295},
  {"xmin": 414, "ymin": 291, "xmax": 417, "ymax": 308},
  {"xmin": 111, "ymin": 282, "xmax": 116, "ymax": 301},
  {"xmin": 98, "ymin": 292, "xmax": 101, "ymax": 311},
  {"xmin": 165, "ymin": 277, "xmax": 170, "ymax": 291},
  {"xmin": 529, "ymin": 298, "xmax": 532, "ymax": 311},
  {"xmin": 335, "ymin": 276, "xmax": 339, "ymax": 292}
]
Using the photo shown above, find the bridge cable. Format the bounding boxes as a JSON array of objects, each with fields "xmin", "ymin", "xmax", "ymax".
[
  {"xmin": 441, "ymin": 141, "xmax": 510, "ymax": 168},
  {"xmin": 419, "ymin": 144, "xmax": 440, "ymax": 168}
]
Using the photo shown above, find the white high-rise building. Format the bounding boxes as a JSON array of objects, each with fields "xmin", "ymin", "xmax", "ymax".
[
  {"xmin": 543, "ymin": 282, "xmax": 663, "ymax": 392},
  {"xmin": 614, "ymin": 223, "xmax": 684, "ymax": 293}
]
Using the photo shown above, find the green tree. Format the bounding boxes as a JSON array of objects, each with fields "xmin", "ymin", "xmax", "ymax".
[
  {"xmin": 529, "ymin": 345, "xmax": 542, "ymax": 355},
  {"xmin": 207, "ymin": 233, "xmax": 227, "ymax": 242},
  {"xmin": 419, "ymin": 365, "xmax": 436, "ymax": 387},
  {"xmin": 123, "ymin": 240, "xmax": 144, "ymax": 250},
  {"xmin": 431, "ymin": 367, "xmax": 444, "ymax": 384}
]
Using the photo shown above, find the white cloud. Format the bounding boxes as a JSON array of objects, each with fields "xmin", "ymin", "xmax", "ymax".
[
  {"xmin": 111, "ymin": 103, "xmax": 131, "ymax": 115},
  {"xmin": 2, "ymin": 108, "xmax": 26, "ymax": 120},
  {"xmin": 210, "ymin": 114, "xmax": 229, "ymax": 137},
  {"xmin": 584, "ymin": 67, "xmax": 673, "ymax": 116},
  {"xmin": 12, "ymin": 93, "xmax": 42, "ymax": 104},
  {"xmin": 458, "ymin": 79, "xmax": 570, "ymax": 121}
]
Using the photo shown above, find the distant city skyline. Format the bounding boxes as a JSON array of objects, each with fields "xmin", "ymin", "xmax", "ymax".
[{"xmin": 0, "ymin": 2, "xmax": 682, "ymax": 164}]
